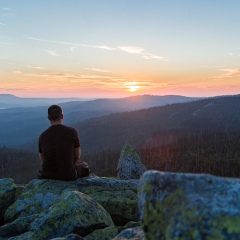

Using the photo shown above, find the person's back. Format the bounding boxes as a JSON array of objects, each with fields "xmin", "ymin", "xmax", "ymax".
[
  {"xmin": 39, "ymin": 124, "xmax": 80, "ymax": 180},
  {"xmin": 38, "ymin": 105, "xmax": 89, "ymax": 181}
]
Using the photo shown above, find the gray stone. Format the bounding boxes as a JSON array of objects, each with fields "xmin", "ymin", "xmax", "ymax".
[
  {"xmin": 113, "ymin": 226, "xmax": 146, "ymax": 240},
  {"xmin": 0, "ymin": 179, "xmax": 115, "ymax": 239},
  {"xmin": 51, "ymin": 234, "xmax": 83, "ymax": 240},
  {"xmin": 0, "ymin": 175, "xmax": 140, "ymax": 239},
  {"xmin": 138, "ymin": 170, "xmax": 240, "ymax": 240},
  {"xmin": 0, "ymin": 178, "xmax": 17, "ymax": 225},
  {"xmin": 83, "ymin": 226, "xmax": 118, "ymax": 240},
  {"xmin": 75, "ymin": 175, "xmax": 139, "ymax": 225},
  {"xmin": 116, "ymin": 221, "xmax": 141, "ymax": 234},
  {"xmin": 117, "ymin": 143, "xmax": 146, "ymax": 180}
]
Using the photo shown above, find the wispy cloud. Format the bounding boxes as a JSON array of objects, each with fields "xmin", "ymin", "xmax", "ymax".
[
  {"xmin": 2, "ymin": 7, "xmax": 14, "ymax": 17},
  {"xmin": 85, "ymin": 68, "xmax": 111, "ymax": 73},
  {"xmin": 93, "ymin": 45, "xmax": 115, "ymax": 51},
  {"xmin": 0, "ymin": 22, "xmax": 6, "ymax": 26},
  {"xmin": 27, "ymin": 37, "xmax": 167, "ymax": 61},
  {"xmin": 3, "ymin": 8, "xmax": 14, "ymax": 11},
  {"xmin": 210, "ymin": 68, "xmax": 240, "ymax": 80},
  {"xmin": 44, "ymin": 50, "xmax": 60, "ymax": 57},
  {"xmin": 12, "ymin": 69, "xmax": 168, "ymax": 92},
  {"xmin": 22, "ymin": 64, "xmax": 45, "ymax": 70},
  {"xmin": 13, "ymin": 71, "xmax": 118, "ymax": 81},
  {"xmin": 117, "ymin": 46, "xmax": 144, "ymax": 54}
]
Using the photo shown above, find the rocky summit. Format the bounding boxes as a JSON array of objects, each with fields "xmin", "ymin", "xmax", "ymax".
[
  {"xmin": 0, "ymin": 175, "xmax": 143, "ymax": 240},
  {"xmin": 2, "ymin": 153, "xmax": 240, "ymax": 239}
]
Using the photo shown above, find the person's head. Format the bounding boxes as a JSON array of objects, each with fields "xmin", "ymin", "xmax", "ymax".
[{"xmin": 48, "ymin": 105, "xmax": 63, "ymax": 123}]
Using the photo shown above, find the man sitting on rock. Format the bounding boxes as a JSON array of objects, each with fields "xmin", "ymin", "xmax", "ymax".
[{"xmin": 38, "ymin": 105, "xmax": 90, "ymax": 180}]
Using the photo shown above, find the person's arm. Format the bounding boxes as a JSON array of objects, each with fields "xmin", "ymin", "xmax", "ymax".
[{"xmin": 74, "ymin": 147, "xmax": 81, "ymax": 164}]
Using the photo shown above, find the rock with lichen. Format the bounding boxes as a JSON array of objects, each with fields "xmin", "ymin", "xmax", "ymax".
[
  {"xmin": 1, "ymin": 189, "xmax": 114, "ymax": 239},
  {"xmin": 0, "ymin": 174, "xmax": 140, "ymax": 239},
  {"xmin": 113, "ymin": 226, "xmax": 146, "ymax": 240},
  {"xmin": 0, "ymin": 178, "xmax": 18, "ymax": 225},
  {"xmin": 138, "ymin": 170, "xmax": 240, "ymax": 240},
  {"xmin": 51, "ymin": 234, "xmax": 83, "ymax": 240},
  {"xmin": 75, "ymin": 175, "xmax": 139, "ymax": 225},
  {"xmin": 83, "ymin": 226, "xmax": 118, "ymax": 240},
  {"xmin": 117, "ymin": 143, "xmax": 146, "ymax": 180}
]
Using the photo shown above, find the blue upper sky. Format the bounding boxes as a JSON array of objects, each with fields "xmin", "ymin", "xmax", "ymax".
[{"xmin": 1, "ymin": 1, "xmax": 240, "ymax": 98}]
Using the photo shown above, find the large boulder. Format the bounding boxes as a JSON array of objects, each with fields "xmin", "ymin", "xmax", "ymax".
[
  {"xmin": 138, "ymin": 170, "xmax": 240, "ymax": 240},
  {"xmin": 1, "ymin": 187, "xmax": 114, "ymax": 239},
  {"xmin": 0, "ymin": 178, "xmax": 18, "ymax": 225},
  {"xmin": 75, "ymin": 175, "xmax": 139, "ymax": 225},
  {"xmin": 4, "ymin": 179, "xmax": 78, "ymax": 223},
  {"xmin": 117, "ymin": 143, "xmax": 146, "ymax": 180},
  {"xmin": 0, "ymin": 174, "xmax": 140, "ymax": 239}
]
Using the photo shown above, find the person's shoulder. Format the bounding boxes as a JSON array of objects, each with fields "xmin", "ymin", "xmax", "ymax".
[
  {"xmin": 63, "ymin": 125, "xmax": 78, "ymax": 133},
  {"xmin": 39, "ymin": 127, "xmax": 51, "ymax": 138}
]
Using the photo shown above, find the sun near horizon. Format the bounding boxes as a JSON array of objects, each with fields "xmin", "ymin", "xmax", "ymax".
[{"xmin": 126, "ymin": 82, "xmax": 141, "ymax": 93}]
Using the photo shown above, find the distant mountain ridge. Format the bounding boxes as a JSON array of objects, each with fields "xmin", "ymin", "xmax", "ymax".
[
  {"xmin": 0, "ymin": 94, "xmax": 86, "ymax": 108},
  {"xmin": 0, "ymin": 94, "xmax": 198, "ymax": 147},
  {"xmin": 18, "ymin": 94, "xmax": 240, "ymax": 153}
]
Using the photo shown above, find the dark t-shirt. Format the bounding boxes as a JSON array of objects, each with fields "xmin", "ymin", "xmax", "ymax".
[{"xmin": 38, "ymin": 124, "xmax": 80, "ymax": 180}]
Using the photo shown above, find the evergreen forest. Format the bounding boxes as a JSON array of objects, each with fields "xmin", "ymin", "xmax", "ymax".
[{"xmin": 1, "ymin": 130, "xmax": 240, "ymax": 184}]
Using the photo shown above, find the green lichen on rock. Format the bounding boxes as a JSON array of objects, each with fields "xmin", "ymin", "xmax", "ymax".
[
  {"xmin": 76, "ymin": 176, "xmax": 139, "ymax": 224},
  {"xmin": 4, "ymin": 179, "xmax": 77, "ymax": 223},
  {"xmin": 88, "ymin": 189, "xmax": 138, "ymax": 224},
  {"xmin": 2, "ymin": 190, "xmax": 114, "ymax": 240},
  {"xmin": 138, "ymin": 170, "xmax": 240, "ymax": 240},
  {"xmin": 84, "ymin": 226, "xmax": 118, "ymax": 240},
  {"xmin": 0, "ymin": 178, "xmax": 17, "ymax": 224},
  {"xmin": 0, "ymin": 214, "xmax": 38, "ymax": 237},
  {"xmin": 116, "ymin": 221, "xmax": 141, "ymax": 234},
  {"xmin": 1, "ymin": 176, "xmax": 140, "ymax": 239},
  {"xmin": 141, "ymin": 189, "xmax": 186, "ymax": 240},
  {"xmin": 28, "ymin": 191, "xmax": 114, "ymax": 239},
  {"xmin": 117, "ymin": 142, "xmax": 146, "ymax": 180}
]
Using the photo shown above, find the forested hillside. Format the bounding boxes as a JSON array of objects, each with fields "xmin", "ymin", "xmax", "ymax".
[
  {"xmin": 21, "ymin": 95, "xmax": 240, "ymax": 153},
  {"xmin": 0, "ymin": 147, "xmax": 41, "ymax": 183},
  {"xmin": 1, "ymin": 94, "xmax": 240, "ymax": 183},
  {"xmin": 0, "ymin": 94, "xmax": 197, "ymax": 147},
  {"xmin": 2, "ymin": 130, "xmax": 240, "ymax": 183},
  {"xmin": 85, "ymin": 131, "xmax": 240, "ymax": 178},
  {"xmin": 74, "ymin": 95, "xmax": 240, "ymax": 152}
]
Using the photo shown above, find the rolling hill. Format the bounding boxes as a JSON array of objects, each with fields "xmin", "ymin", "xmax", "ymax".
[
  {"xmin": 0, "ymin": 94, "xmax": 84, "ymax": 108},
  {"xmin": 73, "ymin": 94, "xmax": 240, "ymax": 152},
  {"xmin": 21, "ymin": 94, "xmax": 240, "ymax": 153},
  {"xmin": 0, "ymin": 94, "xmax": 198, "ymax": 147}
]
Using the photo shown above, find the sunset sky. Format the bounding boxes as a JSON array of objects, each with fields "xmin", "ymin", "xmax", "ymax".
[{"xmin": 0, "ymin": 1, "xmax": 240, "ymax": 98}]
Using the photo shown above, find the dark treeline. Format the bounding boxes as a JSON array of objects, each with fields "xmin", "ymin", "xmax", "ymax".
[
  {"xmin": 1, "ymin": 130, "xmax": 240, "ymax": 183},
  {"xmin": 81, "ymin": 130, "xmax": 240, "ymax": 178},
  {"xmin": 0, "ymin": 147, "xmax": 41, "ymax": 183},
  {"xmin": 139, "ymin": 131, "xmax": 240, "ymax": 178}
]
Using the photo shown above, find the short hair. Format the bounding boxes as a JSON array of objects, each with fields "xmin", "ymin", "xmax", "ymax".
[{"xmin": 48, "ymin": 105, "xmax": 63, "ymax": 121}]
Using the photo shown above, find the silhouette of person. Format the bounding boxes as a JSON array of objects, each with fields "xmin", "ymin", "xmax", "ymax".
[{"xmin": 38, "ymin": 105, "xmax": 90, "ymax": 180}]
